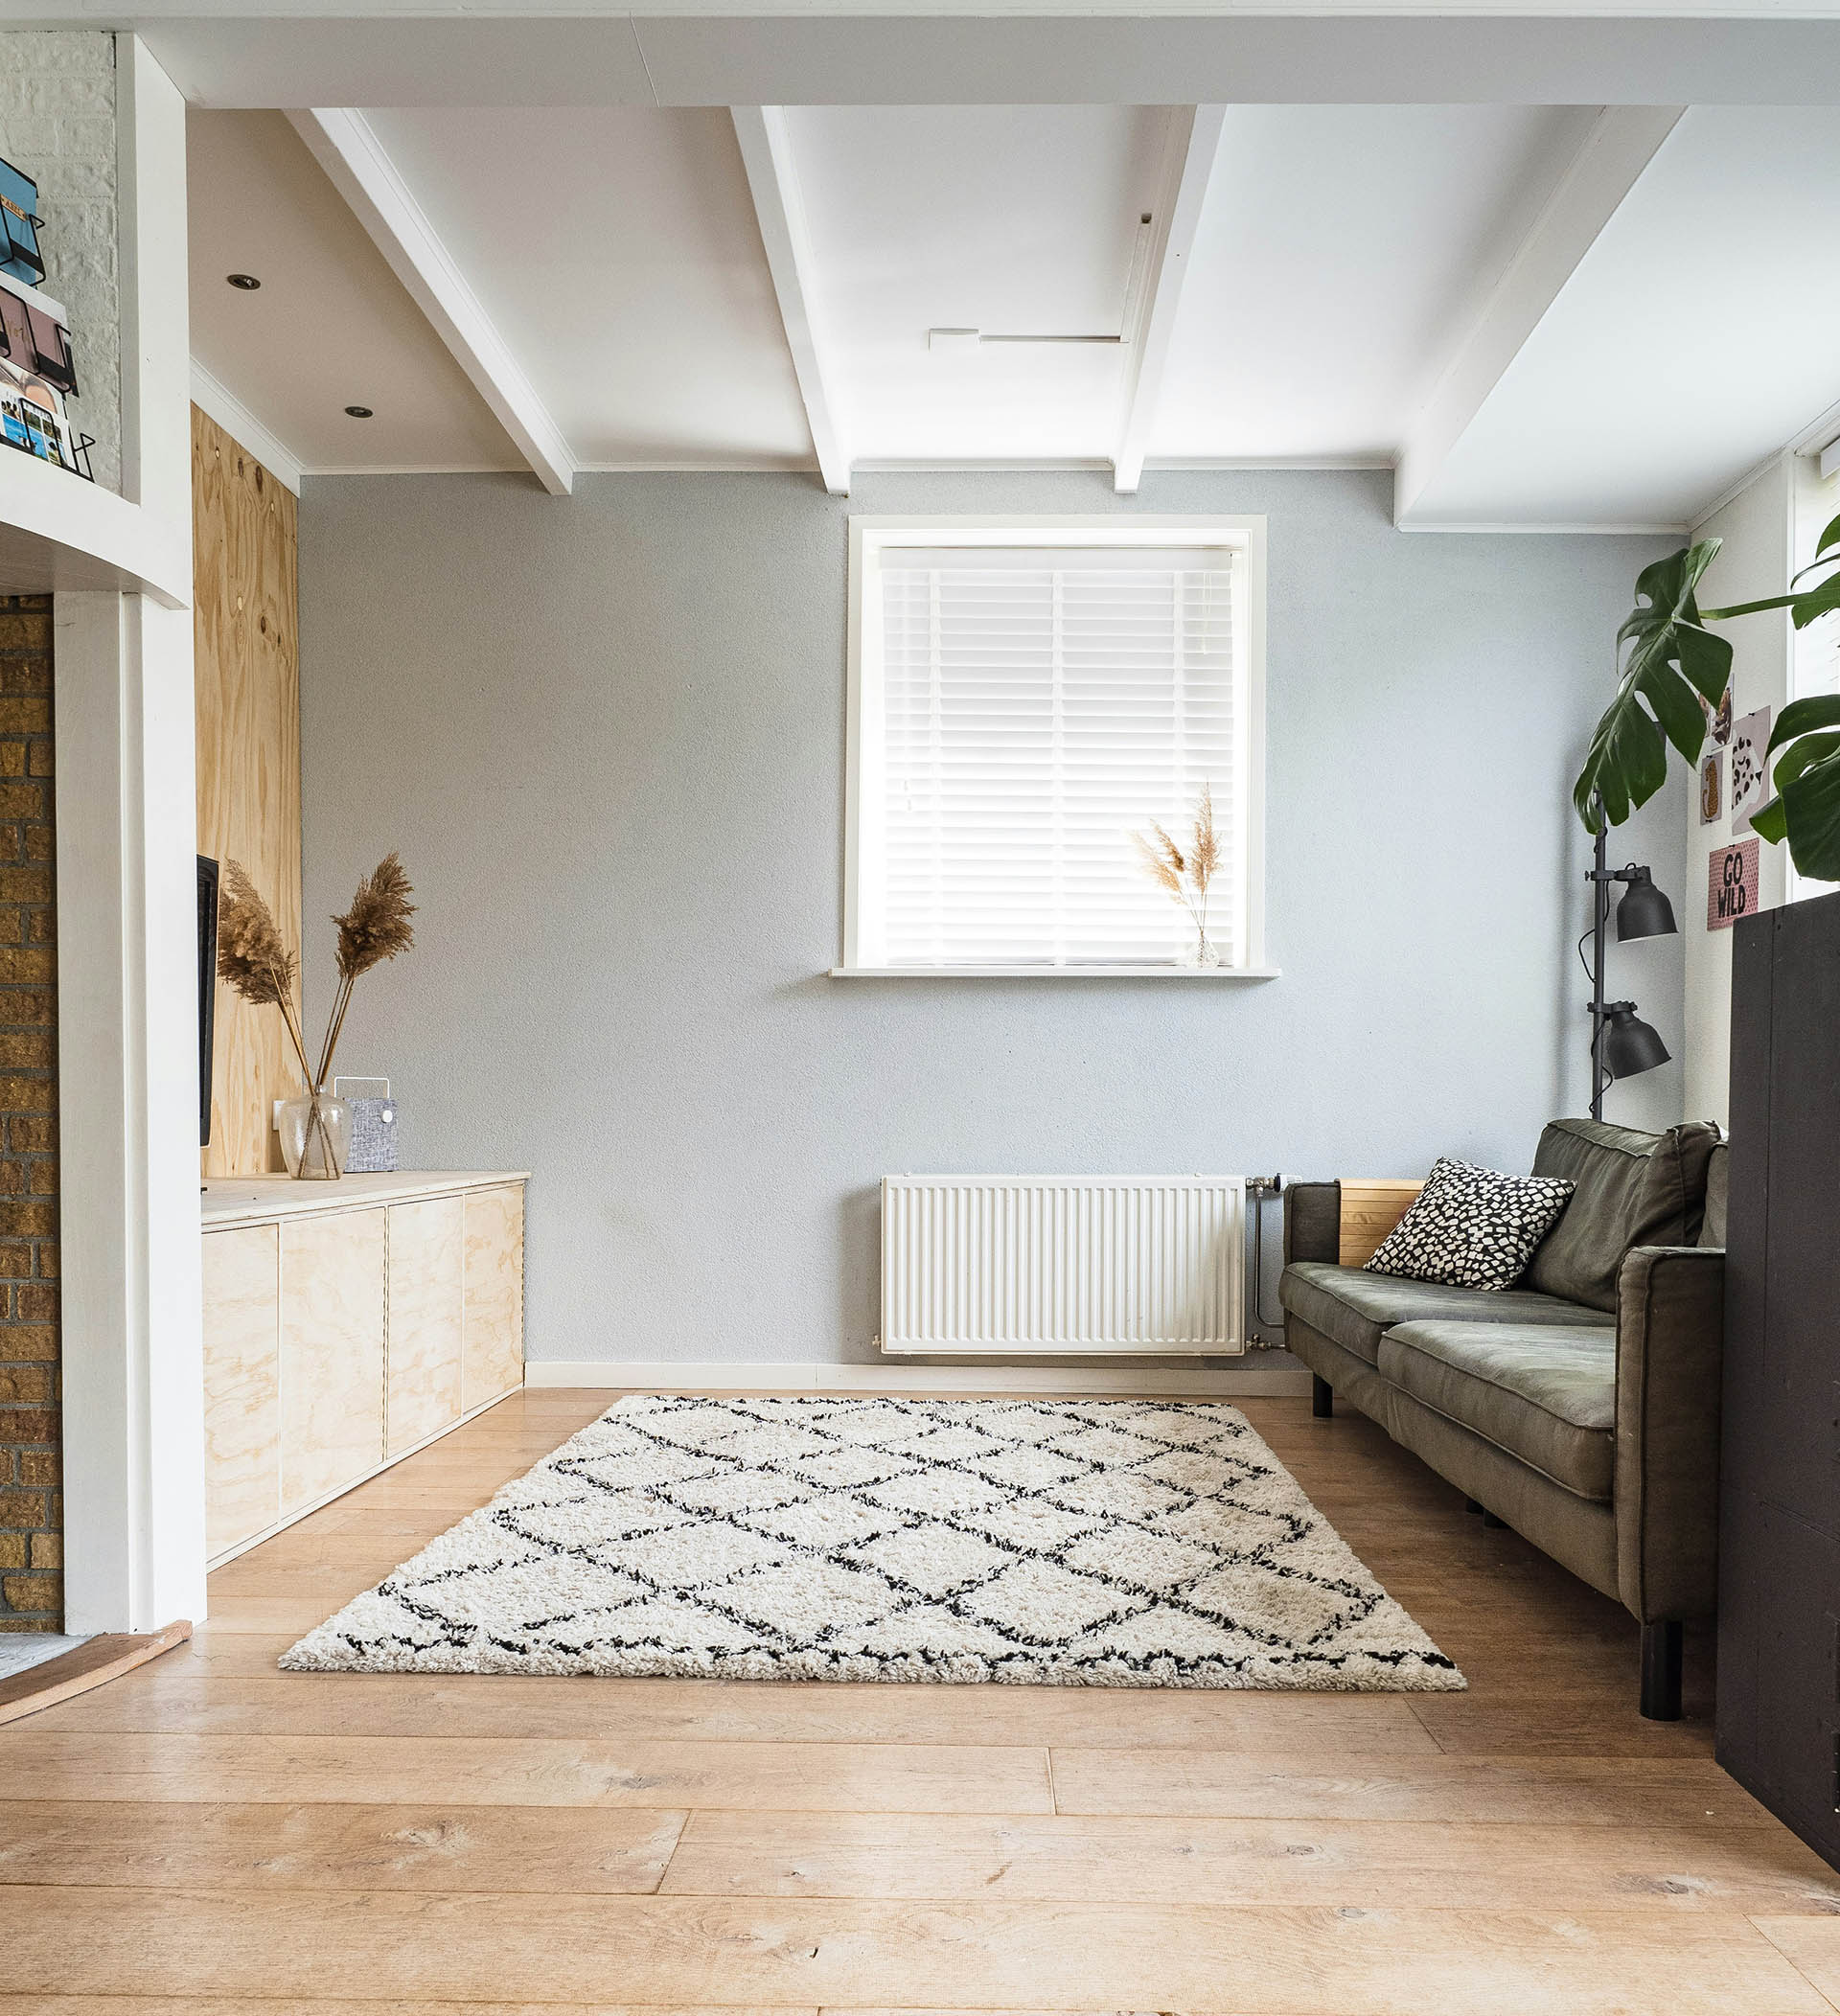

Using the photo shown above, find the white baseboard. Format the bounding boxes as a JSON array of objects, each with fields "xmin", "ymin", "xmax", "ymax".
[{"xmin": 523, "ymin": 1360, "xmax": 1313, "ymax": 1398}]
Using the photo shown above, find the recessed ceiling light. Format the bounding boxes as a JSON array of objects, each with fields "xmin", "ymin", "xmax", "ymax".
[
  {"xmin": 344, "ymin": 405, "xmax": 374, "ymax": 419},
  {"xmin": 225, "ymin": 273, "xmax": 261, "ymax": 290}
]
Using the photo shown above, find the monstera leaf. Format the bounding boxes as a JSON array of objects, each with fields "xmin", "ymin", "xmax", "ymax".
[
  {"xmin": 1575, "ymin": 540, "xmax": 1734, "ymax": 832},
  {"xmin": 1751, "ymin": 697, "xmax": 1840, "ymax": 882},
  {"xmin": 1740, "ymin": 514, "xmax": 1840, "ymax": 882}
]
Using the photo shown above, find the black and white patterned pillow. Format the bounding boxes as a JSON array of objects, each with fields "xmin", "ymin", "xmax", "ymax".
[{"xmin": 1363, "ymin": 1157, "xmax": 1574, "ymax": 1292}]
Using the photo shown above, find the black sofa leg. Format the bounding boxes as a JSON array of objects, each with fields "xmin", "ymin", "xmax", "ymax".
[
  {"xmin": 1463, "ymin": 1498, "xmax": 1483, "ymax": 1515},
  {"xmin": 1640, "ymin": 1619, "xmax": 1684, "ymax": 1722},
  {"xmin": 1481, "ymin": 1510, "xmax": 1507, "ymax": 1529},
  {"xmin": 1311, "ymin": 1375, "xmax": 1333, "ymax": 1419}
]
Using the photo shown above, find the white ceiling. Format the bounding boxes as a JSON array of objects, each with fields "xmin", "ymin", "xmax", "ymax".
[
  {"xmin": 790, "ymin": 105, "xmax": 1163, "ymax": 464},
  {"xmin": 358, "ymin": 108, "xmax": 812, "ymax": 470},
  {"xmin": 1155, "ymin": 104, "xmax": 1595, "ymax": 464},
  {"xmin": 1405, "ymin": 104, "xmax": 1840, "ymax": 526},
  {"xmin": 187, "ymin": 111, "xmax": 520, "ymax": 475},
  {"xmin": 186, "ymin": 95, "xmax": 1840, "ymax": 530}
]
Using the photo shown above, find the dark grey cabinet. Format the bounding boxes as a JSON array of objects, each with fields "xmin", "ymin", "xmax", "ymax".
[{"xmin": 1717, "ymin": 884, "xmax": 1840, "ymax": 1867}]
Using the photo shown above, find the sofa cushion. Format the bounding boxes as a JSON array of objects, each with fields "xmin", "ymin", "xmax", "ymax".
[
  {"xmin": 1522, "ymin": 1118, "xmax": 1722, "ymax": 1312},
  {"xmin": 1698, "ymin": 1143, "xmax": 1729, "ymax": 1249},
  {"xmin": 1364, "ymin": 1156, "xmax": 1574, "ymax": 1291},
  {"xmin": 1378, "ymin": 1320, "xmax": 1618, "ymax": 1501},
  {"xmin": 1279, "ymin": 1261, "xmax": 1611, "ymax": 1367}
]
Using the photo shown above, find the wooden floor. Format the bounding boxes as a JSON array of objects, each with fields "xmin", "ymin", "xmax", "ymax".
[{"xmin": 5, "ymin": 1387, "xmax": 1840, "ymax": 2014}]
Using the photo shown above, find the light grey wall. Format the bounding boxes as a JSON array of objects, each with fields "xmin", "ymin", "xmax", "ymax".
[{"xmin": 298, "ymin": 468, "xmax": 1683, "ymax": 1367}]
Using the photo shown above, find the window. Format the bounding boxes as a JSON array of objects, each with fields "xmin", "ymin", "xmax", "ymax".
[{"xmin": 840, "ymin": 517, "xmax": 1267, "ymax": 975}]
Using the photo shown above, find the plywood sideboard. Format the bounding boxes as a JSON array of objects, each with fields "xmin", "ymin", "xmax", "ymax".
[{"xmin": 201, "ymin": 1172, "xmax": 529, "ymax": 1566}]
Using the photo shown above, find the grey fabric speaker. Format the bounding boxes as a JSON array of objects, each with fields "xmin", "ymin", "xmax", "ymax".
[{"xmin": 335, "ymin": 1076, "xmax": 398, "ymax": 1173}]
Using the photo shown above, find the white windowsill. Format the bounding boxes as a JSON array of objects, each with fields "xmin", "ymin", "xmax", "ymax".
[{"xmin": 828, "ymin": 964, "xmax": 1281, "ymax": 979}]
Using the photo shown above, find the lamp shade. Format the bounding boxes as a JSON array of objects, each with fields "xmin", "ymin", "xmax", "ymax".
[
  {"xmin": 1616, "ymin": 866, "xmax": 1677, "ymax": 942},
  {"xmin": 1602, "ymin": 1000, "xmax": 1669, "ymax": 1080}
]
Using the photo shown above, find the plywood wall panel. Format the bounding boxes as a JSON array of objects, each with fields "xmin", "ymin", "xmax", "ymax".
[{"xmin": 194, "ymin": 403, "xmax": 302, "ymax": 1177}]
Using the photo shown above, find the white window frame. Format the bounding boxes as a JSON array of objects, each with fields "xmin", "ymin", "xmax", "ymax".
[{"xmin": 837, "ymin": 514, "xmax": 1272, "ymax": 979}]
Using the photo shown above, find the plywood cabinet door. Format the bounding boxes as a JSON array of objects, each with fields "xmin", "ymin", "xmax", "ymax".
[
  {"xmin": 463, "ymin": 1184, "xmax": 525, "ymax": 1410},
  {"xmin": 280, "ymin": 1206, "xmax": 386, "ymax": 1514},
  {"xmin": 387, "ymin": 1196, "xmax": 465, "ymax": 1455},
  {"xmin": 202, "ymin": 1224, "xmax": 281, "ymax": 1559}
]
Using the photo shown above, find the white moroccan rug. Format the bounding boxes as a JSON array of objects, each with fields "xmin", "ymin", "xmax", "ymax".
[{"xmin": 281, "ymin": 1394, "xmax": 1463, "ymax": 1691}]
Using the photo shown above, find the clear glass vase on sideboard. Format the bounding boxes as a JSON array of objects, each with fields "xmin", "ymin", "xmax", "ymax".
[{"xmin": 279, "ymin": 1091, "xmax": 352, "ymax": 1180}]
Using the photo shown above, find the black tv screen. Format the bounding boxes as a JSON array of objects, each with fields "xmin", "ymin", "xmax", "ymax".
[{"xmin": 197, "ymin": 855, "xmax": 218, "ymax": 1148}]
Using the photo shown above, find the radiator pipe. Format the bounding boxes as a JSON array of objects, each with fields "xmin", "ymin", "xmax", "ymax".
[{"xmin": 1247, "ymin": 1173, "xmax": 1287, "ymax": 1342}]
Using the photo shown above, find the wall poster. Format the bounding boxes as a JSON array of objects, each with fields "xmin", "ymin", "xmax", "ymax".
[{"xmin": 1708, "ymin": 838, "xmax": 1760, "ymax": 931}]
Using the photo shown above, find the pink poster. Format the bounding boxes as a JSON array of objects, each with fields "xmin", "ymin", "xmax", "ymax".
[{"xmin": 1708, "ymin": 839, "xmax": 1760, "ymax": 931}]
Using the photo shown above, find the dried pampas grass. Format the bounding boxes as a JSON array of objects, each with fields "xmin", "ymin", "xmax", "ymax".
[
  {"xmin": 316, "ymin": 854, "xmax": 419, "ymax": 1088},
  {"xmin": 1131, "ymin": 785, "xmax": 1221, "ymax": 962},
  {"xmin": 217, "ymin": 860, "xmax": 299, "ymax": 1010},
  {"xmin": 218, "ymin": 859, "xmax": 313, "ymax": 1088},
  {"xmin": 335, "ymin": 851, "xmax": 417, "ymax": 982},
  {"xmin": 209, "ymin": 854, "xmax": 418, "ymax": 1174}
]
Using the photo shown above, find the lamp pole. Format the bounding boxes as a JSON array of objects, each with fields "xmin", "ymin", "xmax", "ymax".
[{"xmin": 1590, "ymin": 817, "xmax": 1608, "ymax": 1121}]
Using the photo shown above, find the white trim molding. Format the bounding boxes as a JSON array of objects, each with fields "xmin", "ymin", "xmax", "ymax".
[
  {"xmin": 189, "ymin": 361, "xmax": 304, "ymax": 494},
  {"xmin": 829, "ymin": 964, "xmax": 1279, "ymax": 979},
  {"xmin": 287, "ymin": 108, "xmax": 576, "ymax": 497},
  {"xmin": 525, "ymin": 1360, "xmax": 1311, "ymax": 1398},
  {"xmin": 1114, "ymin": 105, "xmax": 1225, "ymax": 496},
  {"xmin": 730, "ymin": 105, "xmax": 850, "ymax": 497}
]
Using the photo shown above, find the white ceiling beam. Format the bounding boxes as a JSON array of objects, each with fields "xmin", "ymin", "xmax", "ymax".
[
  {"xmin": 1393, "ymin": 105, "xmax": 1683, "ymax": 527},
  {"xmin": 730, "ymin": 105, "xmax": 850, "ymax": 497},
  {"xmin": 1114, "ymin": 104, "xmax": 1225, "ymax": 496},
  {"xmin": 287, "ymin": 107, "xmax": 575, "ymax": 496}
]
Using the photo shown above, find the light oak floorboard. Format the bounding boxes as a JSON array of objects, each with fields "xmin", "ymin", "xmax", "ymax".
[
  {"xmin": 0, "ymin": 2005, "xmax": 805, "ymax": 2016},
  {"xmin": 0, "ymin": 1890, "xmax": 1825, "ymax": 2013},
  {"xmin": 24, "ymin": 1672, "xmax": 1440, "ymax": 1753},
  {"xmin": 1754, "ymin": 1916, "xmax": 1840, "ymax": 2008},
  {"xmin": 1049, "ymin": 1747, "xmax": 1772, "ymax": 1826},
  {"xmin": 0, "ymin": 1799, "xmax": 685, "ymax": 1893},
  {"xmin": 660, "ymin": 1808, "xmax": 1840, "ymax": 1913},
  {"xmin": 0, "ymin": 1730, "xmax": 1054, "ymax": 1814}
]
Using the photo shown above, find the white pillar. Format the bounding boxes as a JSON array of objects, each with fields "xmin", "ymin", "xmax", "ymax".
[
  {"xmin": 55, "ymin": 592, "xmax": 203, "ymax": 1633},
  {"xmin": 52, "ymin": 36, "xmax": 202, "ymax": 1635}
]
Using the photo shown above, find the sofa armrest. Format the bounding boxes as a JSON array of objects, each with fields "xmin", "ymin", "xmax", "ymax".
[
  {"xmin": 1615, "ymin": 1244, "xmax": 1724, "ymax": 1625},
  {"xmin": 1282, "ymin": 1181, "xmax": 1342, "ymax": 1266}
]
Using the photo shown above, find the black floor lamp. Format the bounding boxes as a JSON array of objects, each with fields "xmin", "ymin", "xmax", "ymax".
[{"xmin": 1584, "ymin": 811, "xmax": 1677, "ymax": 1121}]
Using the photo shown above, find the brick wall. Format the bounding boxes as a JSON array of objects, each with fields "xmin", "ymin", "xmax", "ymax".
[{"xmin": 0, "ymin": 596, "xmax": 59, "ymax": 1632}]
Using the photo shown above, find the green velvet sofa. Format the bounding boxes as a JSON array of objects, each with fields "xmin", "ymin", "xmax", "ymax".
[{"xmin": 1280, "ymin": 1118, "xmax": 1726, "ymax": 1721}]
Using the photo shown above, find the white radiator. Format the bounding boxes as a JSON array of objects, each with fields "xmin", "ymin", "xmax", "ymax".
[{"xmin": 878, "ymin": 1176, "xmax": 1246, "ymax": 1358}]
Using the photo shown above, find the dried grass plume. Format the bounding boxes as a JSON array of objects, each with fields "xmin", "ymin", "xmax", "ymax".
[
  {"xmin": 216, "ymin": 859, "xmax": 298, "ymax": 1008},
  {"xmin": 334, "ymin": 852, "xmax": 417, "ymax": 981},
  {"xmin": 1130, "ymin": 785, "xmax": 1221, "ymax": 961},
  {"xmin": 316, "ymin": 854, "xmax": 419, "ymax": 1088}
]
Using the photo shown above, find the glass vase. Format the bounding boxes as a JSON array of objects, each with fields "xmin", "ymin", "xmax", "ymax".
[
  {"xmin": 279, "ymin": 1090, "xmax": 352, "ymax": 1180},
  {"xmin": 1181, "ymin": 928, "xmax": 1224, "ymax": 969}
]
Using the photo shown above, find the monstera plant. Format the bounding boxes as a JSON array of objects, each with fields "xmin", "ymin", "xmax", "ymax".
[{"xmin": 1574, "ymin": 515, "xmax": 1840, "ymax": 882}]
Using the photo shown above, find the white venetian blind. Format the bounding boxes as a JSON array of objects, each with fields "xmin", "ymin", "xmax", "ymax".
[{"xmin": 875, "ymin": 544, "xmax": 1241, "ymax": 967}]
